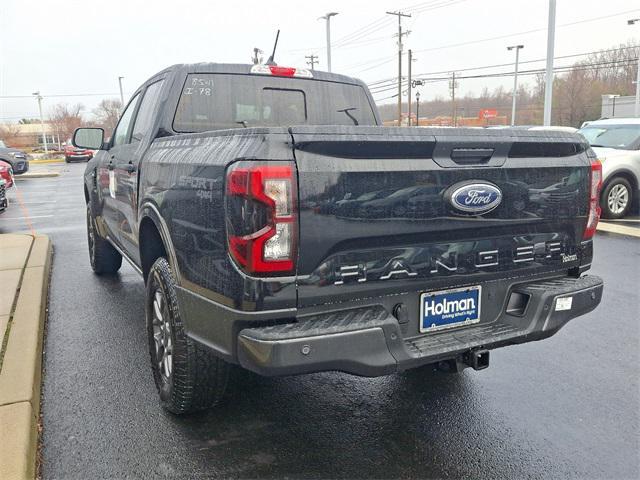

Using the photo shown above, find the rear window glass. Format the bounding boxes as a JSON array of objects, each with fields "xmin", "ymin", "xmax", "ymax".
[{"xmin": 173, "ymin": 73, "xmax": 376, "ymax": 132}]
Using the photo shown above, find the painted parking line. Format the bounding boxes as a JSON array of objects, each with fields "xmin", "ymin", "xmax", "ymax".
[
  {"xmin": 0, "ymin": 215, "xmax": 54, "ymax": 221},
  {"xmin": 597, "ymin": 222, "xmax": 640, "ymax": 238},
  {"xmin": 601, "ymin": 218, "xmax": 640, "ymax": 223}
]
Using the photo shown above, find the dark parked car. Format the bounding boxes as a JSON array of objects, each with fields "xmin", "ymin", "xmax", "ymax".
[
  {"xmin": 74, "ymin": 62, "xmax": 603, "ymax": 415},
  {"xmin": 0, "ymin": 140, "xmax": 29, "ymax": 174}
]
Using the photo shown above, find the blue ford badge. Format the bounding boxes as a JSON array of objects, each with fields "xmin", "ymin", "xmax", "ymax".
[{"xmin": 448, "ymin": 182, "xmax": 502, "ymax": 214}]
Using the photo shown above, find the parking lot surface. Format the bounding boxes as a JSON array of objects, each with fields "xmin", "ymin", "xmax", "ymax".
[{"xmin": 1, "ymin": 163, "xmax": 639, "ymax": 479}]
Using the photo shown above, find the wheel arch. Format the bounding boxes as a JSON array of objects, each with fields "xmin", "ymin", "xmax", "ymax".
[
  {"xmin": 138, "ymin": 203, "xmax": 181, "ymax": 284},
  {"xmin": 602, "ymin": 169, "xmax": 638, "ymax": 196}
]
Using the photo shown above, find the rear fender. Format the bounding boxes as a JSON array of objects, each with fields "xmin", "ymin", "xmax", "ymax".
[{"xmin": 139, "ymin": 202, "xmax": 182, "ymax": 283}]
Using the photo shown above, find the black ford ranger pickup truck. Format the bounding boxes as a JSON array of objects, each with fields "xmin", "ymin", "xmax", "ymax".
[{"xmin": 74, "ymin": 63, "xmax": 604, "ymax": 414}]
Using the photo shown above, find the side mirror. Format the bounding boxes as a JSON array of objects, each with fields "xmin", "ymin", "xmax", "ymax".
[{"xmin": 73, "ymin": 128, "xmax": 105, "ymax": 150}]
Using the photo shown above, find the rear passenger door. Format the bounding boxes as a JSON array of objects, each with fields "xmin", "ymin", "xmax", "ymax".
[{"xmin": 116, "ymin": 78, "xmax": 165, "ymax": 263}]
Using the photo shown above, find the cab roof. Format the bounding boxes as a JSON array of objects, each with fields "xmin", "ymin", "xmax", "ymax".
[{"xmin": 151, "ymin": 63, "xmax": 366, "ymax": 87}]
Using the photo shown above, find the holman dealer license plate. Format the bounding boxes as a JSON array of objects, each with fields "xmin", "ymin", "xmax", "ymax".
[{"xmin": 420, "ymin": 286, "xmax": 481, "ymax": 333}]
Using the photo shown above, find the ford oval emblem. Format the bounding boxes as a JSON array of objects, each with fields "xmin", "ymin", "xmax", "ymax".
[{"xmin": 447, "ymin": 181, "xmax": 502, "ymax": 214}]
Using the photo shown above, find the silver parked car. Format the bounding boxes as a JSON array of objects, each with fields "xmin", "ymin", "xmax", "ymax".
[{"xmin": 578, "ymin": 118, "xmax": 640, "ymax": 219}]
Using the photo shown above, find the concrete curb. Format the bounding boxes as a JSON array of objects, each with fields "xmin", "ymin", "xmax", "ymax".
[
  {"xmin": 0, "ymin": 234, "xmax": 52, "ymax": 480},
  {"xmin": 27, "ymin": 159, "xmax": 64, "ymax": 165},
  {"xmin": 15, "ymin": 172, "xmax": 60, "ymax": 179},
  {"xmin": 597, "ymin": 222, "xmax": 640, "ymax": 238}
]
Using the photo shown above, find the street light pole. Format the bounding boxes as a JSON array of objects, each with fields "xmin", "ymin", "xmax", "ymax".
[
  {"xmin": 32, "ymin": 91, "xmax": 48, "ymax": 154},
  {"xmin": 628, "ymin": 19, "xmax": 640, "ymax": 117},
  {"xmin": 543, "ymin": 0, "xmax": 556, "ymax": 126},
  {"xmin": 507, "ymin": 44, "xmax": 524, "ymax": 126},
  {"xmin": 319, "ymin": 12, "xmax": 338, "ymax": 72},
  {"xmin": 118, "ymin": 76, "xmax": 125, "ymax": 107}
]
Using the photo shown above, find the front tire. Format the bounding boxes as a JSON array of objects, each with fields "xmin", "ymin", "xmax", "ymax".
[
  {"xmin": 146, "ymin": 257, "xmax": 230, "ymax": 414},
  {"xmin": 601, "ymin": 177, "xmax": 632, "ymax": 219},
  {"xmin": 65, "ymin": 156, "xmax": 71, "ymax": 163},
  {"xmin": 86, "ymin": 205, "xmax": 122, "ymax": 274}
]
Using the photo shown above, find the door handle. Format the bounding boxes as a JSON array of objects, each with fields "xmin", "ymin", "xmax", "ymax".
[{"xmin": 113, "ymin": 163, "xmax": 136, "ymax": 173}]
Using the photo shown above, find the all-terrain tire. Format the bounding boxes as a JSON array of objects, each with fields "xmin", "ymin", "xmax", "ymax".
[
  {"xmin": 146, "ymin": 257, "xmax": 230, "ymax": 414},
  {"xmin": 86, "ymin": 205, "xmax": 122, "ymax": 274}
]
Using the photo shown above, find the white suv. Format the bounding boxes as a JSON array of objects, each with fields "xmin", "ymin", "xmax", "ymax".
[{"xmin": 579, "ymin": 118, "xmax": 640, "ymax": 219}]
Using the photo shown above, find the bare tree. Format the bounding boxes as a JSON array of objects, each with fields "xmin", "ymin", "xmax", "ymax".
[
  {"xmin": 0, "ymin": 124, "xmax": 22, "ymax": 146},
  {"xmin": 48, "ymin": 103, "xmax": 85, "ymax": 142},
  {"xmin": 92, "ymin": 99, "xmax": 122, "ymax": 137}
]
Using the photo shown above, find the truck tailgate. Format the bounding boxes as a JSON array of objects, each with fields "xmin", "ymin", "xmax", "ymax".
[{"xmin": 290, "ymin": 126, "xmax": 592, "ymax": 309}]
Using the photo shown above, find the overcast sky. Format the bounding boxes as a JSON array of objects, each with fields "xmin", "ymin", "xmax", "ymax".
[{"xmin": 1, "ymin": 0, "xmax": 638, "ymax": 122}]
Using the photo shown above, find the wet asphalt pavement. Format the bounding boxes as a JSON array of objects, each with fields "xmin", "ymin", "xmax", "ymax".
[{"xmin": 1, "ymin": 162, "xmax": 639, "ymax": 479}]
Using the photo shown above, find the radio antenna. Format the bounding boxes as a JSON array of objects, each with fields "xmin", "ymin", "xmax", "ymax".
[{"xmin": 266, "ymin": 30, "xmax": 280, "ymax": 65}]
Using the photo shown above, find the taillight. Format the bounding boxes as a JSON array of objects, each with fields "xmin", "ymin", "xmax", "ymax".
[
  {"xmin": 583, "ymin": 159, "xmax": 602, "ymax": 239},
  {"xmin": 225, "ymin": 162, "xmax": 297, "ymax": 275}
]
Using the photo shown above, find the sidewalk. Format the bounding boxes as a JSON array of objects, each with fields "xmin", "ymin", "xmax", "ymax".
[{"xmin": 0, "ymin": 234, "xmax": 52, "ymax": 480}]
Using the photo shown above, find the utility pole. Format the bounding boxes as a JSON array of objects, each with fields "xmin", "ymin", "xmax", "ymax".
[
  {"xmin": 407, "ymin": 49, "xmax": 412, "ymax": 126},
  {"xmin": 610, "ymin": 94, "xmax": 621, "ymax": 117},
  {"xmin": 416, "ymin": 91, "xmax": 420, "ymax": 127},
  {"xmin": 32, "ymin": 91, "xmax": 48, "ymax": 154},
  {"xmin": 305, "ymin": 54, "xmax": 319, "ymax": 71},
  {"xmin": 543, "ymin": 0, "xmax": 556, "ymax": 126},
  {"xmin": 387, "ymin": 10, "xmax": 411, "ymax": 126},
  {"xmin": 628, "ymin": 18, "xmax": 640, "ymax": 117},
  {"xmin": 450, "ymin": 72, "xmax": 458, "ymax": 126},
  {"xmin": 319, "ymin": 12, "xmax": 338, "ymax": 72},
  {"xmin": 252, "ymin": 48, "xmax": 264, "ymax": 64},
  {"xmin": 507, "ymin": 44, "xmax": 524, "ymax": 126},
  {"xmin": 118, "ymin": 76, "xmax": 125, "ymax": 107}
]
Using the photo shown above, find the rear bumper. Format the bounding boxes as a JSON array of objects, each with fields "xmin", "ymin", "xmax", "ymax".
[{"xmin": 236, "ymin": 275, "xmax": 603, "ymax": 377}]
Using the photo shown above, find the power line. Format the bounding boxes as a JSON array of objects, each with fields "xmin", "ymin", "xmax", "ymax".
[
  {"xmin": 0, "ymin": 92, "xmax": 124, "ymax": 99},
  {"xmin": 370, "ymin": 58, "xmax": 639, "ymax": 99},
  {"xmin": 369, "ymin": 57, "xmax": 639, "ymax": 97},
  {"xmin": 333, "ymin": 0, "xmax": 465, "ymax": 48},
  {"xmin": 368, "ymin": 45, "xmax": 639, "ymax": 92},
  {"xmin": 287, "ymin": 0, "xmax": 461, "ymax": 54},
  {"xmin": 344, "ymin": 8, "xmax": 640, "ymax": 75},
  {"xmin": 368, "ymin": 45, "xmax": 639, "ymax": 87}
]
